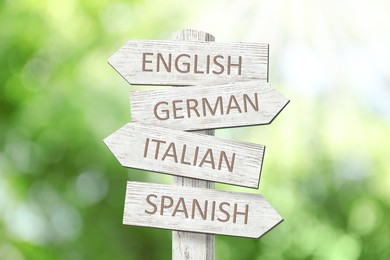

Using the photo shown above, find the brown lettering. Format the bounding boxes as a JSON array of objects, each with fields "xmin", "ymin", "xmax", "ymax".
[
  {"xmin": 175, "ymin": 54, "xmax": 191, "ymax": 73},
  {"xmin": 142, "ymin": 52, "xmax": 153, "ymax": 72},
  {"xmin": 153, "ymin": 101, "xmax": 170, "ymax": 120},
  {"xmin": 212, "ymin": 55, "xmax": 224, "ymax": 75},
  {"xmin": 233, "ymin": 204, "xmax": 249, "ymax": 224},
  {"xmin": 227, "ymin": 56, "xmax": 242, "ymax": 75},
  {"xmin": 172, "ymin": 197, "xmax": 188, "ymax": 218},
  {"xmin": 186, "ymin": 99, "xmax": 200, "ymax": 118},
  {"xmin": 141, "ymin": 53, "xmax": 243, "ymax": 75},
  {"xmin": 160, "ymin": 195, "xmax": 174, "ymax": 215},
  {"xmin": 145, "ymin": 194, "xmax": 158, "ymax": 214},
  {"xmin": 218, "ymin": 151, "xmax": 235, "ymax": 172},
  {"xmin": 211, "ymin": 201, "xmax": 216, "ymax": 221},
  {"xmin": 243, "ymin": 93, "xmax": 259, "ymax": 112},
  {"xmin": 172, "ymin": 100, "xmax": 184, "ymax": 119},
  {"xmin": 193, "ymin": 146, "xmax": 199, "ymax": 166},
  {"xmin": 226, "ymin": 95, "xmax": 242, "ymax": 114},
  {"xmin": 143, "ymin": 138, "xmax": 150, "ymax": 158},
  {"xmin": 206, "ymin": 55, "xmax": 211, "ymax": 74},
  {"xmin": 180, "ymin": 145, "xmax": 191, "ymax": 165},
  {"xmin": 194, "ymin": 55, "xmax": 204, "ymax": 74},
  {"xmin": 161, "ymin": 142, "xmax": 178, "ymax": 163},
  {"xmin": 202, "ymin": 96, "xmax": 223, "ymax": 116},
  {"xmin": 191, "ymin": 199, "xmax": 208, "ymax": 220},
  {"xmin": 199, "ymin": 149, "xmax": 215, "ymax": 169},
  {"xmin": 151, "ymin": 139, "xmax": 166, "ymax": 159},
  {"xmin": 217, "ymin": 202, "xmax": 230, "ymax": 222},
  {"xmin": 157, "ymin": 53, "xmax": 171, "ymax": 72}
]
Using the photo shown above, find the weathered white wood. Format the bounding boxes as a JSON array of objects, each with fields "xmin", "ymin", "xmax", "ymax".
[
  {"xmin": 171, "ymin": 29, "xmax": 215, "ymax": 260},
  {"xmin": 108, "ymin": 40, "xmax": 268, "ymax": 86},
  {"xmin": 130, "ymin": 81, "xmax": 289, "ymax": 130},
  {"xmin": 123, "ymin": 181, "xmax": 283, "ymax": 238},
  {"xmin": 103, "ymin": 122, "xmax": 264, "ymax": 188}
]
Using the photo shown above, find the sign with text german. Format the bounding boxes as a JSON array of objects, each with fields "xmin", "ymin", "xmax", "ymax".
[
  {"xmin": 108, "ymin": 40, "xmax": 268, "ymax": 86},
  {"xmin": 130, "ymin": 81, "xmax": 289, "ymax": 131},
  {"xmin": 104, "ymin": 123, "xmax": 265, "ymax": 188},
  {"xmin": 123, "ymin": 181, "xmax": 283, "ymax": 238}
]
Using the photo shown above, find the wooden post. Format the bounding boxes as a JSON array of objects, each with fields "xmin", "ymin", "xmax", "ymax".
[{"xmin": 172, "ymin": 29, "xmax": 215, "ymax": 260}]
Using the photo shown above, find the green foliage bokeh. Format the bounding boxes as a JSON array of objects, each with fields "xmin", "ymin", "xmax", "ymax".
[{"xmin": 1, "ymin": 0, "xmax": 390, "ymax": 259}]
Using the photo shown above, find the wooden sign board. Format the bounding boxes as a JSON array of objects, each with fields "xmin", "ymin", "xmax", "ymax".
[
  {"xmin": 104, "ymin": 123, "xmax": 264, "ymax": 188},
  {"xmin": 130, "ymin": 81, "xmax": 289, "ymax": 131},
  {"xmin": 123, "ymin": 181, "xmax": 283, "ymax": 238},
  {"xmin": 108, "ymin": 40, "xmax": 268, "ymax": 86}
]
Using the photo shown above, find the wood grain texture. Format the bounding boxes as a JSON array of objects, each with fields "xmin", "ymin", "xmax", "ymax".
[
  {"xmin": 103, "ymin": 122, "xmax": 264, "ymax": 188},
  {"xmin": 123, "ymin": 181, "xmax": 283, "ymax": 238},
  {"xmin": 171, "ymin": 29, "xmax": 215, "ymax": 260},
  {"xmin": 130, "ymin": 81, "xmax": 289, "ymax": 130},
  {"xmin": 108, "ymin": 40, "xmax": 268, "ymax": 86}
]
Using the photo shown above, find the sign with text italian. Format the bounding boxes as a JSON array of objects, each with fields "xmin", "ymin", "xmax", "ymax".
[
  {"xmin": 123, "ymin": 181, "xmax": 283, "ymax": 238},
  {"xmin": 104, "ymin": 123, "xmax": 264, "ymax": 188},
  {"xmin": 108, "ymin": 40, "xmax": 269, "ymax": 86},
  {"xmin": 130, "ymin": 81, "xmax": 289, "ymax": 131}
]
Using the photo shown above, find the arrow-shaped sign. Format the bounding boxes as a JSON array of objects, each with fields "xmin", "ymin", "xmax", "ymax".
[
  {"xmin": 108, "ymin": 40, "xmax": 268, "ymax": 86},
  {"xmin": 123, "ymin": 181, "xmax": 283, "ymax": 238},
  {"xmin": 104, "ymin": 123, "xmax": 264, "ymax": 188},
  {"xmin": 130, "ymin": 81, "xmax": 289, "ymax": 131}
]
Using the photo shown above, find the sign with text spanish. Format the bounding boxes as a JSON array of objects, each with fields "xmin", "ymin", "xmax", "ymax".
[
  {"xmin": 123, "ymin": 181, "xmax": 283, "ymax": 238},
  {"xmin": 108, "ymin": 40, "xmax": 268, "ymax": 86},
  {"xmin": 130, "ymin": 81, "xmax": 289, "ymax": 131},
  {"xmin": 104, "ymin": 123, "xmax": 264, "ymax": 188}
]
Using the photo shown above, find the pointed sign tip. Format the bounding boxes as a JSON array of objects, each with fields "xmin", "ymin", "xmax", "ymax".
[
  {"xmin": 255, "ymin": 217, "xmax": 284, "ymax": 239},
  {"xmin": 266, "ymin": 98, "xmax": 290, "ymax": 125}
]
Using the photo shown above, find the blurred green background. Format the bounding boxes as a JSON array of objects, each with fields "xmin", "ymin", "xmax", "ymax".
[{"xmin": 1, "ymin": 0, "xmax": 390, "ymax": 259}]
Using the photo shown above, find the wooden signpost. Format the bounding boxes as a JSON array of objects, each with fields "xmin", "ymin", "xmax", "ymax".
[
  {"xmin": 171, "ymin": 30, "xmax": 217, "ymax": 260},
  {"xmin": 123, "ymin": 181, "xmax": 282, "ymax": 238},
  {"xmin": 105, "ymin": 29, "xmax": 288, "ymax": 260}
]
